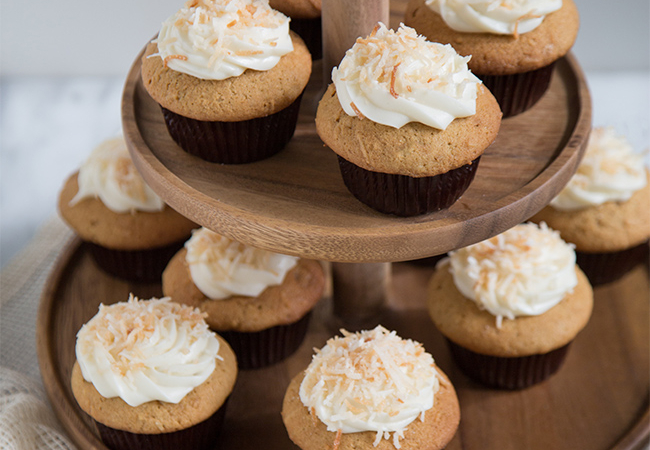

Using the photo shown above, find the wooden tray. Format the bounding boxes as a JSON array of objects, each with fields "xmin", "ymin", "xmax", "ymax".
[
  {"xmin": 37, "ymin": 238, "xmax": 649, "ymax": 450},
  {"xmin": 122, "ymin": 37, "xmax": 591, "ymax": 263}
]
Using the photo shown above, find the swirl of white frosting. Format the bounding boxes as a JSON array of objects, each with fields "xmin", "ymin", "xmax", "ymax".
[
  {"xmin": 299, "ymin": 325, "xmax": 439, "ymax": 448},
  {"xmin": 185, "ymin": 227, "xmax": 298, "ymax": 299},
  {"xmin": 425, "ymin": 0, "xmax": 563, "ymax": 35},
  {"xmin": 154, "ymin": 0, "xmax": 293, "ymax": 80},
  {"xmin": 332, "ymin": 23, "xmax": 480, "ymax": 130},
  {"xmin": 448, "ymin": 222, "xmax": 577, "ymax": 327},
  {"xmin": 550, "ymin": 127, "xmax": 648, "ymax": 211},
  {"xmin": 69, "ymin": 136, "xmax": 165, "ymax": 214},
  {"xmin": 75, "ymin": 295, "xmax": 222, "ymax": 407}
]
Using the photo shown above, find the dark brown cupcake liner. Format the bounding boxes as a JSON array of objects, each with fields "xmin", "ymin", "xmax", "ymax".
[
  {"xmin": 477, "ymin": 62, "xmax": 556, "ymax": 118},
  {"xmin": 161, "ymin": 93, "xmax": 303, "ymax": 164},
  {"xmin": 219, "ymin": 312, "xmax": 311, "ymax": 370},
  {"xmin": 337, "ymin": 156, "xmax": 481, "ymax": 217},
  {"xmin": 95, "ymin": 397, "xmax": 229, "ymax": 450},
  {"xmin": 87, "ymin": 239, "xmax": 186, "ymax": 283},
  {"xmin": 576, "ymin": 241, "xmax": 649, "ymax": 286},
  {"xmin": 446, "ymin": 338, "xmax": 571, "ymax": 390},
  {"xmin": 290, "ymin": 16, "xmax": 322, "ymax": 60}
]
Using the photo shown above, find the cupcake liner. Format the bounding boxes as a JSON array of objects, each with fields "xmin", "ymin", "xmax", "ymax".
[
  {"xmin": 337, "ymin": 156, "xmax": 481, "ymax": 217},
  {"xmin": 161, "ymin": 93, "xmax": 303, "ymax": 164},
  {"xmin": 95, "ymin": 398, "xmax": 229, "ymax": 450},
  {"xmin": 219, "ymin": 312, "xmax": 312, "ymax": 370},
  {"xmin": 446, "ymin": 338, "xmax": 571, "ymax": 390},
  {"xmin": 87, "ymin": 239, "xmax": 186, "ymax": 283},
  {"xmin": 478, "ymin": 62, "xmax": 556, "ymax": 118},
  {"xmin": 290, "ymin": 17, "xmax": 322, "ymax": 60},
  {"xmin": 576, "ymin": 241, "xmax": 649, "ymax": 286}
]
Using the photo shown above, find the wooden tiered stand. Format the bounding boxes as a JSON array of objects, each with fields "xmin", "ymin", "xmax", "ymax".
[{"xmin": 36, "ymin": 1, "xmax": 649, "ymax": 449}]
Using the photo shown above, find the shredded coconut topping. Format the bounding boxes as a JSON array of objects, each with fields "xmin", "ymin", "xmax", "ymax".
[
  {"xmin": 299, "ymin": 326, "xmax": 439, "ymax": 448},
  {"xmin": 332, "ymin": 23, "xmax": 479, "ymax": 130},
  {"xmin": 75, "ymin": 295, "xmax": 221, "ymax": 407},
  {"xmin": 69, "ymin": 136, "xmax": 165, "ymax": 214},
  {"xmin": 185, "ymin": 227, "xmax": 298, "ymax": 299},
  {"xmin": 425, "ymin": 0, "xmax": 562, "ymax": 36},
  {"xmin": 550, "ymin": 126, "xmax": 648, "ymax": 211},
  {"xmin": 447, "ymin": 222, "xmax": 577, "ymax": 327},
  {"xmin": 154, "ymin": 0, "xmax": 293, "ymax": 80}
]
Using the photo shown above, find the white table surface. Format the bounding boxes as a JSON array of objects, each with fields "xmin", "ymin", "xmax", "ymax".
[{"xmin": 1, "ymin": 70, "xmax": 648, "ymax": 268}]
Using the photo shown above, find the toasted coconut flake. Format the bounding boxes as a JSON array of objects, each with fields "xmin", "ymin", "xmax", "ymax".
[
  {"xmin": 235, "ymin": 49, "xmax": 263, "ymax": 56},
  {"xmin": 513, "ymin": 12, "xmax": 542, "ymax": 38},
  {"xmin": 350, "ymin": 102, "xmax": 365, "ymax": 119},
  {"xmin": 164, "ymin": 54, "xmax": 188, "ymax": 67},
  {"xmin": 333, "ymin": 429, "xmax": 342, "ymax": 450},
  {"xmin": 389, "ymin": 63, "xmax": 401, "ymax": 99}
]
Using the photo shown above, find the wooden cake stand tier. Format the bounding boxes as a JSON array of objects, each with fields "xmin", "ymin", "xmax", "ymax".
[
  {"xmin": 122, "ymin": 30, "xmax": 590, "ymax": 263},
  {"xmin": 37, "ymin": 240, "xmax": 650, "ymax": 450}
]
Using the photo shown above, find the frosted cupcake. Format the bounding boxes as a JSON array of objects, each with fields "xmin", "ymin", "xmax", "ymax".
[
  {"xmin": 282, "ymin": 325, "xmax": 460, "ymax": 450},
  {"xmin": 531, "ymin": 127, "xmax": 650, "ymax": 285},
  {"xmin": 316, "ymin": 23, "xmax": 501, "ymax": 216},
  {"xmin": 58, "ymin": 136, "xmax": 196, "ymax": 282},
  {"xmin": 141, "ymin": 0, "xmax": 312, "ymax": 163},
  {"xmin": 427, "ymin": 222, "xmax": 593, "ymax": 389},
  {"xmin": 405, "ymin": 0, "xmax": 580, "ymax": 116},
  {"xmin": 162, "ymin": 227, "xmax": 325, "ymax": 369},
  {"xmin": 71, "ymin": 295, "xmax": 237, "ymax": 450}
]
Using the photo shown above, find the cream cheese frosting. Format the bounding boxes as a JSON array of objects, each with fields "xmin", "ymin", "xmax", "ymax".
[
  {"xmin": 332, "ymin": 23, "xmax": 480, "ymax": 130},
  {"xmin": 299, "ymin": 325, "xmax": 439, "ymax": 448},
  {"xmin": 69, "ymin": 136, "xmax": 165, "ymax": 214},
  {"xmin": 154, "ymin": 0, "xmax": 294, "ymax": 80},
  {"xmin": 550, "ymin": 127, "xmax": 648, "ymax": 211},
  {"xmin": 447, "ymin": 222, "xmax": 577, "ymax": 327},
  {"xmin": 75, "ymin": 295, "xmax": 222, "ymax": 407},
  {"xmin": 425, "ymin": 0, "xmax": 563, "ymax": 36},
  {"xmin": 185, "ymin": 227, "xmax": 298, "ymax": 299}
]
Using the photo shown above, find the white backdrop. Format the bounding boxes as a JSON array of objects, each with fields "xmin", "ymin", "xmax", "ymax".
[{"xmin": 1, "ymin": 0, "xmax": 649, "ymax": 75}]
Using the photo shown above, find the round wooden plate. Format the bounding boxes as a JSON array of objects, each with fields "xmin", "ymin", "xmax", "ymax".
[
  {"xmin": 122, "ymin": 52, "xmax": 590, "ymax": 263},
  {"xmin": 37, "ymin": 239, "xmax": 649, "ymax": 450}
]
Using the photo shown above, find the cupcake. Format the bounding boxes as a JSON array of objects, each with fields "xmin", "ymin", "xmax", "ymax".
[
  {"xmin": 405, "ymin": 0, "xmax": 580, "ymax": 117},
  {"xmin": 58, "ymin": 136, "xmax": 196, "ymax": 282},
  {"xmin": 531, "ymin": 127, "xmax": 650, "ymax": 285},
  {"xmin": 140, "ymin": 0, "xmax": 312, "ymax": 164},
  {"xmin": 315, "ymin": 23, "xmax": 501, "ymax": 217},
  {"xmin": 427, "ymin": 222, "xmax": 593, "ymax": 389},
  {"xmin": 162, "ymin": 227, "xmax": 325, "ymax": 369},
  {"xmin": 269, "ymin": 0, "xmax": 322, "ymax": 59},
  {"xmin": 71, "ymin": 295, "xmax": 237, "ymax": 450},
  {"xmin": 282, "ymin": 325, "xmax": 460, "ymax": 450}
]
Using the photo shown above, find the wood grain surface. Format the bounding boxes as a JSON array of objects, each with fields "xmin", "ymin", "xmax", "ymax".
[
  {"xmin": 121, "ymin": 10, "xmax": 591, "ymax": 263},
  {"xmin": 37, "ymin": 239, "xmax": 650, "ymax": 450},
  {"xmin": 321, "ymin": 0, "xmax": 390, "ymax": 78}
]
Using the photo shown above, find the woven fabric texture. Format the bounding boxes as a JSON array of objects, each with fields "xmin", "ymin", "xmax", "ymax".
[{"xmin": 1, "ymin": 216, "xmax": 77, "ymax": 450}]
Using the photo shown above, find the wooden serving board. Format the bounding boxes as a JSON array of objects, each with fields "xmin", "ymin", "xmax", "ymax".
[
  {"xmin": 37, "ymin": 239, "xmax": 649, "ymax": 450},
  {"xmin": 122, "ymin": 35, "xmax": 591, "ymax": 263}
]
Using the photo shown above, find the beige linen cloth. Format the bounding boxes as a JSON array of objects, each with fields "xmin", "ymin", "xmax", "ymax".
[{"xmin": 1, "ymin": 216, "xmax": 77, "ymax": 450}]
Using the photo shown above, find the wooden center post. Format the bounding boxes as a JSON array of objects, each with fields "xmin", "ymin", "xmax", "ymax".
[
  {"xmin": 322, "ymin": 0, "xmax": 390, "ymax": 79},
  {"xmin": 321, "ymin": 0, "xmax": 392, "ymax": 328}
]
